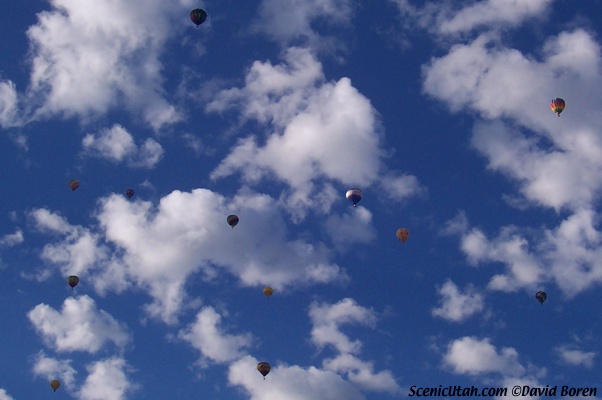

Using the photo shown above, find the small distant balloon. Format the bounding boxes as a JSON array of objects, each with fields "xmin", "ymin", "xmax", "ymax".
[
  {"xmin": 50, "ymin": 379, "xmax": 61, "ymax": 392},
  {"xmin": 190, "ymin": 8, "xmax": 207, "ymax": 27},
  {"xmin": 263, "ymin": 287, "xmax": 273, "ymax": 298},
  {"xmin": 69, "ymin": 180, "xmax": 79, "ymax": 191},
  {"xmin": 346, "ymin": 188, "xmax": 362, "ymax": 207},
  {"xmin": 396, "ymin": 228, "xmax": 410, "ymax": 244},
  {"xmin": 550, "ymin": 98, "xmax": 565, "ymax": 117},
  {"xmin": 67, "ymin": 275, "xmax": 79, "ymax": 290},
  {"xmin": 257, "ymin": 362, "xmax": 271, "ymax": 379},
  {"xmin": 125, "ymin": 188, "xmax": 135, "ymax": 199},
  {"xmin": 535, "ymin": 291, "xmax": 547, "ymax": 304},
  {"xmin": 227, "ymin": 214, "xmax": 239, "ymax": 228}
]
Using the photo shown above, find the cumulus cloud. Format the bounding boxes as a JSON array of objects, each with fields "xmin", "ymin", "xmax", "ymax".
[
  {"xmin": 0, "ymin": 389, "xmax": 14, "ymax": 400},
  {"xmin": 254, "ymin": 0, "xmax": 353, "ymax": 50},
  {"xmin": 555, "ymin": 345, "xmax": 596, "ymax": 368},
  {"xmin": 324, "ymin": 207, "xmax": 377, "ymax": 248},
  {"xmin": 0, "ymin": 230, "xmax": 23, "ymax": 247},
  {"xmin": 32, "ymin": 352, "xmax": 78, "ymax": 389},
  {"xmin": 309, "ymin": 298, "xmax": 401, "ymax": 393},
  {"xmin": 82, "ymin": 125, "xmax": 164, "ymax": 168},
  {"xmin": 443, "ymin": 337, "xmax": 525, "ymax": 376},
  {"xmin": 432, "ymin": 280, "xmax": 484, "ymax": 322},
  {"xmin": 31, "ymin": 209, "xmax": 111, "ymax": 279},
  {"xmin": 422, "ymin": 28, "xmax": 602, "ymax": 297},
  {"xmin": 228, "ymin": 356, "xmax": 365, "ymax": 400},
  {"xmin": 208, "ymin": 47, "xmax": 421, "ymax": 220},
  {"xmin": 390, "ymin": 0, "xmax": 552, "ymax": 36},
  {"xmin": 423, "ymin": 30, "xmax": 602, "ymax": 212},
  {"xmin": 17, "ymin": 0, "xmax": 184, "ymax": 129},
  {"xmin": 78, "ymin": 357, "xmax": 133, "ymax": 400},
  {"xmin": 451, "ymin": 209, "xmax": 602, "ymax": 296},
  {"xmin": 178, "ymin": 306, "xmax": 253, "ymax": 364},
  {"xmin": 28, "ymin": 295, "xmax": 131, "ymax": 353},
  {"xmin": 33, "ymin": 189, "xmax": 348, "ymax": 324}
]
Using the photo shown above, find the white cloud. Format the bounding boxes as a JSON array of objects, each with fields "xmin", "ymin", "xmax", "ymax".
[
  {"xmin": 254, "ymin": 0, "xmax": 353, "ymax": 50},
  {"xmin": 423, "ymin": 30, "xmax": 602, "ymax": 212},
  {"xmin": 208, "ymin": 47, "xmax": 421, "ymax": 220},
  {"xmin": 555, "ymin": 345, "xmax": 596, "ymax": 368},
  {"xmin": 78, "ymin": 357, "xmax": 133, "ymax": 400},
  {"xmin": 309, "ymin": 298, "xmax": 401, "ymax": 393},
  {"xmin": 460, "ymin": 225, "xmax": 544, "ymax": 292},
  {"xmin": 0, "ymin": 80, "xmax": 19, "ymax": 128},
  {"xmin": 309, "ymin": 298, "xmax": 377, "ymax": 354},
  {"xmin": 453, "ymin": 210, "xmax": 602, "ymax": 296},
  {"xmin": 0, "ymin": 389, "xmax": 14, "ymax": 400},
  {"xmin": 443, "ymin": 337, "xmax": 525, "ymax": 376},
  {"xmin": 34, "ymin": 189, "xmax": 348, "ymax": 324},
  {"xmin": 0, "ymin": 230, "xmax": 23, "ymax": 247},
  {"xmin": 82, "ymin": 125, "xmax": 164, "ymax": 169},
  {"xmin": 28, "ymin": 295, "xmax": 131, "ymax": 353},
  {"xmin": 324, "ymin": 207, "xmax": 377, "ymax": 248},
  {"xmin": 390, "ymin": 0, "xmax": 552, "ymax": 36},
  {"xmin": 178, "ymin": 306, "xmax": 253, "ymax": 364},
  {"xmin": 32, "ymin": 352, "xmax": 78, "ymax": 390},
  {"xmin": 432, "ymin": 280, "xmax": 484, "ymax": 322},
  {"xmin": 322, "ymin": 354, "xmax": 400, "ymax": 394},
  {"xmin": 31, "ymin": 209, "xmax": 110, "ymax": 279},
  {"xmin": 20, "ymin": 0, "xmax": 183, "ymax": 129},
  {"xmin": 228, "ymin": 356, "xmax": 365, "ymax": 400}
]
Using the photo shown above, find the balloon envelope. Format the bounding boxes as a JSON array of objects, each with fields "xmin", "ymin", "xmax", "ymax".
[
  {"xmin": 263, "ymin": 287, "xmax": 273, "ymax": 298},
  {"xmin": 227, "ymin": 214, "xmax": 239, "ymax": 228},
  {"xmin": 345, "ymin": 188, "xmax": 362, "ymax": 206},
  {"xmin": 125, "ymin": 188, "xmax": 135, "ymax": 199},
  {"xmin": 257, "ymin": 362, "xmax": 271, "ymax": 378},
  {"xmin": 50, "ymin": 379, "xmax": 60, "ymax": 392},
  {"xmin": 190, "ymin": 8, "xmax": 207, "ymax": 26},
  {"xmin": 69, "ymin": 180, "xmax": 79, "ymax": 191},
  {"xmin": 67, "ymin": 275, "xmax": 79, "ymax": 289},
  {"xmin": 396, "ymin": 228, "xmax": 410, "ymax": 243},
  {"xmin": 535, "ymin": 291, "xmax": 547, "ymax": 304},
  {"xmin": 550, "ymin": 98, "xmax": 565, "ymax": 116}
]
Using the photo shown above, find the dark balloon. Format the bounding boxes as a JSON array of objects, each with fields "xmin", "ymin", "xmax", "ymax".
[
  {"xmin": 69, "ymin": 180, "xmax": 80, "ymax": 191},
  {"xmin": 67, "ymin": 275, "xmax": 79, "ymax": 290},
  {"xmin": 190, "ymin": 8, "xmax": 207, "ymax": 27},
  {"xmin": 550, "ymin": 98, "xmax": 565, "ymax": 117},
  {"xmin": 50, "ymin": 379, "xmax": 60, "ymax": 392},
  {"xmin": 125, "ymin": 188, "xmax": 135, "ymax": 199},
  {"xmin": 535, "ymin": 291, "xmax": 547, "ymax": 304},
  {"xmin": 227, "ymin": 214, "xmax": 239, "ymax": 228},
  {"xmin": 257, "ymin": 362, "xmax": 271, "ymax": 379},
  {"xmin": 345, "ymin": 188, "xmax": 362, "ymax": 207}
]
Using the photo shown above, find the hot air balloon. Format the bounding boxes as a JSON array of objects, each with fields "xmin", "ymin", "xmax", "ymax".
[
  {"xmin": 227, "ymin": 214, "xmax": 239, "ymax": 229},
  {"xmin": 263, "ymin": 287, "xmax": 273, "ymax": 298},
  {"xmin": 69, "ymin": 180, "xmax": 79, "ymax": 191},
  {"xmin": 67, "ymin": 275, "xmax": 79, "ymax": 290},
  {"xmin": 550, "ymin": 98, "xmax": 565, "ymax": 117},
  {"xmin": 190, "ymin": 8, "xmax": 207, "ymax": 27},
  {"xmin": 346, "ymin": 188, "xmax": 362, "ymax": 207},
  {"xmin": 50, "ymin": 379, "xmax": 61, "ymax": 392},
  {"xmin": 125, "ymin": 188, "xmax": 135, "ymax": 199},
  {"xmin": 396, "ymin": 228, "xmax": 409, "ymax": 244},
  {"xmin": 535, "ymin": 291, "xmax": 547, "ymax": 304},
  {"xmin": 257, "ymin": 362, "xmax": 271, "ymax": 379}
]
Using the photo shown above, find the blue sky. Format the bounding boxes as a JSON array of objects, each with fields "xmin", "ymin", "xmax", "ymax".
[{"xmin": 0, "ymin": 0, "xmax": 601, "ymax": 399}]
